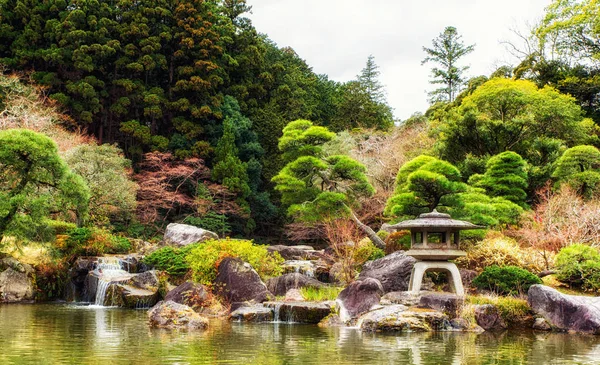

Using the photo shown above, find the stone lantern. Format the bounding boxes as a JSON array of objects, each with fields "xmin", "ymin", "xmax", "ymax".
[{"xmin": 387, "ymin": 210, "xmax": 483, "ymax": 296}]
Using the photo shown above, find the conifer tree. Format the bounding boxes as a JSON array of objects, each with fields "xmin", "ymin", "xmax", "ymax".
[
  {"xmin": 469, "ymin": 151, "xmax": 529, "ymax": 207},
  {"xmin": 422, "ymin": 26, "xmax": 475, "ymax": 102},
  {"xmin": 553, "ymin": 145, "xmax": 600, "ymax": 198}
]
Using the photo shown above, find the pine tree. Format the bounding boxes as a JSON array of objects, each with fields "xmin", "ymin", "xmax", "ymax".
[
  {"xmin": 469, "ymin": 151, "xmax": 529, "ymax": 207},
  {"xmin": 422, "ymin": 26, "xmax": 475, "ymax": 103}
]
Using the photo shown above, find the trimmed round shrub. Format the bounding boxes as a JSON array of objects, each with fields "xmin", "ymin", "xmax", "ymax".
[
  {"xmin": 472, "ymin": 265, "xmax": 542, "ymax": 296},
  {"xmin": 186, "ymin": 239, "xmax": 284, "ymax": 285},
  {"xmin": 555, "ymin": 244, "xmax": 600, "ymax": 291}
]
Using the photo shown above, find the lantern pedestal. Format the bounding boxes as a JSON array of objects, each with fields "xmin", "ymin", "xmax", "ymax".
[{"xmin": 408, "ymin": 261, "xmax": 465, "ymax": 296}]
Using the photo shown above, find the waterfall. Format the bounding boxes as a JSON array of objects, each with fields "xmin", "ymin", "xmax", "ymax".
[
  {"xmin": 273, "ymin": 303, "xmax": 282, "ymax": 322},
  {"xmin": 90, "ymin": 257, "xmax": 131, "ymax": 307},
  {"xmin": 94, "ymin": 279, "xmax": 113, "ymax": 306},
  {"xmin": 336, "ymin": 299, "xmax": 351, "ymax": 324},
  {"xmin": 283, "ymin": 260, "xmax": 315, "ymax": 278}
]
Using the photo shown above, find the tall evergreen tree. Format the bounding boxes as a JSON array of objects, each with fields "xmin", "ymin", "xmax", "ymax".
[{"xmin": 422, "ymin": 26, "xmax": 475, "ymax": 103}]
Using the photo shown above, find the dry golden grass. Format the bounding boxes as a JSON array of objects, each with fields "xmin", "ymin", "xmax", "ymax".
[
  {"xmin": 456, "ymin": 231, "xmax": 548, "ymax": 273},
  {"xmin": 0, "ymin": 73, "xmax": 92, "ymax": 153}
]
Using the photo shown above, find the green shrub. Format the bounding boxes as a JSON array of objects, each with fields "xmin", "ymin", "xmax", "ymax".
[
  {"xmin": 45, "ymin": 220, "xmax": 77, "ymax": 235},
  {"xmin": 472, "ymin": 265, "xmax": 542, "ymax": 296},
  {"xmin": 60, "ymin": 227, "xmax": 132, "ymax": 256},
  {"xmin": 143, "ymin": 245, "xmax": 197, "ymax": 276},
  {"xmin": 355, "ymin": 238, "xmax": 385, "ymax": 263},
  {"xmin": 186, "ymin": 238, "xmax": 284, "ymax": 285},
  {"xmin": 555, "ymin": 244, "xmax": 600, "ymax": 291}
]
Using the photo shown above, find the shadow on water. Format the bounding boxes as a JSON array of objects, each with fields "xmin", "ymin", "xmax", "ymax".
[{"xmin": 1, "ymin": 304, "xmax": 600, "ymax": 364}]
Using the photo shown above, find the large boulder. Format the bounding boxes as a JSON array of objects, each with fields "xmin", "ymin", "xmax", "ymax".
[
  {"xmin": 214, "ymin": 257, "xmax": 272, "ymax": 303},
  {"xmin": 148, "ymin": 300, "xmax": 208, "ymax": 329},
  {"xmin": 359, "ymin": 305, "xmax": 450, "ymax": 332},
  {"xmin": 419, "ymin": 293, "xmax": 464, "ymax": 319},
  {"xmin": 0, "ymin": 267, "xmax": 35, "ymax": 303},
  {"xmin": 357, "ymin": 251, "xmax": 416, "ymax": 293},
  {"xmin": 380, "ymin": 291, "xmax": 421, "ymax": 306},
  {"xmin": 266, "ymin": 273, "xmax": 324, "ymax": 296},
  {"xmin": 103, "ymin": 271, "xmax": 161, "ymax": 308},
  {"xmin": 229, "ymin": 305, "xmax": 274, "ymax": 322},
  {"xmin": 474, "ymin": 304, "xmax": 507, "ymax": 331},
  {"xmin": 163, "ymin": 223, "xmax": 218, "ymax": 246},
  {"xmin": 336, "ymin": 278, "xmax": 384, "ymax": 321},
  {"xmin": 264, "ymin": 302, "xmax": 332, "ymax": 323},
  {"xmin": 165, "ymin": 282, "xmax": 210, "ymax": 311},
  {"xmin": 528, "ymin": 284, "xmax": 600, "ymax": 334}
]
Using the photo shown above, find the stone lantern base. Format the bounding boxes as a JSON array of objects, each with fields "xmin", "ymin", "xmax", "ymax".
[{"xmin": 408, "ymin": 261, "xmax": 464, "ymax": 296}]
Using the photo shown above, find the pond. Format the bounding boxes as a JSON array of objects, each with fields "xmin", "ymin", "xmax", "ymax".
[{"xmin": 1, "ymin": 304, "xmax": 599, "ymax": 364}]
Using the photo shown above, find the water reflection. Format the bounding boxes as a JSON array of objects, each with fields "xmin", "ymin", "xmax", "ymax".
[{"xmin": 1, "ymin": 304, "xmax": 600, "ymax": 364}]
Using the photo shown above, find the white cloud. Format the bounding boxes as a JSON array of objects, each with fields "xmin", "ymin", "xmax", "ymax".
[{"xmin": 247, "ymin": 0, "xmax": 551, "ymax": 120}]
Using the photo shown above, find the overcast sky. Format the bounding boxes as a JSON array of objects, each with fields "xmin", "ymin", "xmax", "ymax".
[{"xmin": 247, "ymin": 0, "xmax": 551, "ymax": 121}]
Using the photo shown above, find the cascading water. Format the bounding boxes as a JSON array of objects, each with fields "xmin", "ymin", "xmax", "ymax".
[
  {"xmin": 91, "ymin": 257, "xmax": 132, "ymax": 307},
  {"xmin": 282, "ymin": 260, "xmax": 315, "ymax": 278},
  {"xmin": 273, "ymin": 303, "xmax": 283, "ymax": 323}
]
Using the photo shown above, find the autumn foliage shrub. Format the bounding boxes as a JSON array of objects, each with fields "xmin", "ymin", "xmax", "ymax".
[
  {"xmin": 186, "ymin": 239, "xmax": 284, "ymax": 285},
  {"xmin": 510, "ymin": 186, "xmax": 600, "ymax": 265},
  {"xmin": 324, "ymin": 219, "xmax": 384, "ymax": 284},
  {"xmin": 472, "ymin": 265, "xmax": 542, "ymax": 296},
  {"xmin": 58, "ymin": 227, "xmax": 132, "ymax": 257}
]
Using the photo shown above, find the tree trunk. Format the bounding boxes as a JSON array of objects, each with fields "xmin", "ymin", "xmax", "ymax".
[{"xmin": 348, "ymin": 209, "xmax": 386, "ymax": 250}]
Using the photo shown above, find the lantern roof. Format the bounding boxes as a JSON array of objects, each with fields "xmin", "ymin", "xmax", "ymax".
[{"xmin": 387, "ymin": 209, "xmax": 485, "ymax": 230}]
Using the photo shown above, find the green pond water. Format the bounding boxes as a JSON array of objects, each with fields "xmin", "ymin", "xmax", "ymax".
[{"xmin": 1, "ymin": 304, "xmax": 600, "ymax": 364}]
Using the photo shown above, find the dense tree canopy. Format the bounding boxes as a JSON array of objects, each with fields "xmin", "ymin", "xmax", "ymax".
[
  {"xmin": 0, "ymin": 129, "xmax": 90, "ymax": 242},
  {"xmin": 433, "ymin": 78, "xmax": 592, "ymax": 192},
  {"xmin": 65, "ymin": 143, "xmax": 138, "ymax": 226},
  {"xmin": 384, "ymin": 155, "xmax": 524, "ymax": 226}
]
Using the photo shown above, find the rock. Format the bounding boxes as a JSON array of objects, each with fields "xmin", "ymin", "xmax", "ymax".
[
  {"xmin": 266, "ymin": 273, "xmax": 324, "ymax": 296},
  {"xmin": 0, "ymin": 267, "xmax": 35, "ymax": 303},
  {"xmin": 419, "ymin": 293, "xmax": 464, "ymax": 319},
  {"xmin": 0, "ymin": 257, "xmax": 33, "ymax": 274},
  {"xmin": 336, "ymin": 278, "xmax": 384, "ymax": 320},
  {"xmin": 163, "ymin": 223, "xmax": 218, "ymax": 246},
  {"xmin": 229, "ymin": 305, "xmax": 274, "ymax": 322},
  {"xmin": 474, "ymin": 304, "xmax": 507, "ymax": 331},
  {"xmin": 264, "ymin": 302, "xmax": 331, "ymax": 323},
  {"xmin": 148, "ymin": 300, "xmax": 208, "ymax": 329},
  {"xmin": 359, "ymin": 305, "xmax": 450, "ymax": 332},
  {"xmin": 528, "ymin": 284, "xmax": 600, "ymax": 334},
  {"xmin": 318, "ymin": 314, "xmax": 344, "ymax": 327},
  {"xmin": 165, "ymin": 282, "xmax": 210, "ymax": 310},
  {"xmin": 267, "ymin": 245, "xmax": 320, "ymax": 260},
  {"xmin": 380, "ymin": 291, "xmax": 422, "ymax": 306},
  {"xmin": 214, "ymin": 257, "xmax": 272, "ymax": 303},
  {"xmin": 449, "ymin": 318, "xmax": 470, "ymax": 330},
  {"xmin": 284, "ymin": 289, "xmax": 304, "ymax": 302},
  {"xmin": 129, "ymin": 270, "xmax": 160, "ymax": 291},
  {"xmin": 533, "ymin": 317, "xmax": 552, "ymax": 331},
  {"xmin": 357, "ymin": 251, "xmax": 416, "ymax": 293}
]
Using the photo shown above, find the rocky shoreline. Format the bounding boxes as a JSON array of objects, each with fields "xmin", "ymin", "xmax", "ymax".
[{"xmin": 2, "ymin": 224, "xmax": 599, "ymax": 335}]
